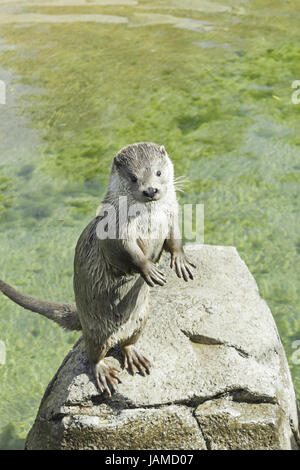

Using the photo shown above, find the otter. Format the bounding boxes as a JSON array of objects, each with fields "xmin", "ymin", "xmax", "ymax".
[{"xmin": 0, "ymin": 142, "xmax": 195, "ymax": 395}]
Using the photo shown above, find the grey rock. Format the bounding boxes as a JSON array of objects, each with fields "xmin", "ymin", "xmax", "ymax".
[
  {"xmin": 195, "ymin": 399, "xmax": 287, "ymax": 450},
  {"xmin": 25, "ymin": 245, "xmax": 300, "ymax": 450}
]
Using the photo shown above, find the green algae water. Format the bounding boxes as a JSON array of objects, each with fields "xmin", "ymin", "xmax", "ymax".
[{"xmin": 0, "ymin": 0, "xmax": 299, "ymax": 449}]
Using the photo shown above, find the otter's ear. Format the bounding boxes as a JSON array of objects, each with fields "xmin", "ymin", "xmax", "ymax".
[
  {"xmin": 159, "ymin": 145, "xmax": 168, "ymax": 157},
  {"xmin": 114, "ymin": 156, "xmax": 122, "ymax": 168}
]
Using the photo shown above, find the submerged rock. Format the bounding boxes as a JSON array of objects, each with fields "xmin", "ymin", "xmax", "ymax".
[{"xmin": 25, "ymin": 245, "xmax": 300, "ymax": 450}]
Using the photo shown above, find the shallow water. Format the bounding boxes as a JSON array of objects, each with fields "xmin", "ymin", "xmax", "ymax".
[{"xmin": 0, "ymin": 0, "xmax": 299, "ymax": 449}]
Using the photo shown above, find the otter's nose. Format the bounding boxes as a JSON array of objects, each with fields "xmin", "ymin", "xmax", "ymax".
[{"xmin": 143, "ymin": 187, "xmax": 158, "ymax": 199}]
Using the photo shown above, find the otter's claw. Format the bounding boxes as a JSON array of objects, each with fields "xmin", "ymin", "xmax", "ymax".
[
  {"xmin": 171, "ymin": 252, "xmax": 196, "ymax": 282},
  {"xmin": 93, "ymin": 360, "xmax": 122, "ymax": 396},
  {"xmin": 141, "ymin": 260, "xmax": 166, "ymax": 287},
  {"xmin": 122, "ymin": 345, "xmax": 151, "ymax": 377}
]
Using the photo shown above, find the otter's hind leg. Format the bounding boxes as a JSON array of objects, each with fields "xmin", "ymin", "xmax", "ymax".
[
  {"xmin": 119, "ymin": 311, "xmax": 152, "ymax": 377},
  {"xmin": 84, "ymin": 334, "xmax": 122, "ymax": 396}
]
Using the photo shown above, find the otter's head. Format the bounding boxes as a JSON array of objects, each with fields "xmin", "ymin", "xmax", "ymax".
[{"xmin": 113, "ymin": 142, "xmax": 174, "ymax": 203}]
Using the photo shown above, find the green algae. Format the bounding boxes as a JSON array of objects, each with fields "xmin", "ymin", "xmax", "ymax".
[{"xmin": 0, "ymin": 0, "xmax": 299, "ymax": 448}]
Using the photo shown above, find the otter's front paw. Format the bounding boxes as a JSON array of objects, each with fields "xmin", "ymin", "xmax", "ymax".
[
  {"xmin": 140, "ymin": 260, "xmax": 166, "ymax": 287},
  {"xmin": 93, "ymin": 360, "xmax": 122, "ymax": 396},
  {"xmin": 170, "ymin": 251, "xmax": 196, "ymax": 281}
]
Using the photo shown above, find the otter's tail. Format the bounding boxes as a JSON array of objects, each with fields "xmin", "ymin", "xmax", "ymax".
[{"xmin": 0, "ymin": 279, "xmax": 81, "ymax": 331}]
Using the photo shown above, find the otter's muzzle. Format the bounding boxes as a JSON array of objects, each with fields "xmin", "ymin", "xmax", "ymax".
[{"xmin": 143, "ymin": 188, "xmax": 158, "ymax": 199}]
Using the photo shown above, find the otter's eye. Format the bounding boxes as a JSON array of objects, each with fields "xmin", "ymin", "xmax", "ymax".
[
  {"xmin": 156, "ymin": 171, "xmax": 161, "ymax": 177},
  {"xmin": 131, "ymin": 175, "xmax": 138, "ymax": 183}
]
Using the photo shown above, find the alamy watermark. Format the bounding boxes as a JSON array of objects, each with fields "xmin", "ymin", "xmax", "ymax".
[
  {"xmin": 291, "ymin": 80, "xmax": 300, "ymax": 104},
  {"xmin": 95, "ymin": 197, "xmax": 204, "ymax": 243},
  {"xmin": 0, "ymin": 80, "xmax": 6, "ymax": 105},
  {"xmin": 0, "ymin": 341, "xmax": 6, "ymax": 365},
  {"xmin": 291, "ymin": 340, "xmax": 300, "ymax": 365}
]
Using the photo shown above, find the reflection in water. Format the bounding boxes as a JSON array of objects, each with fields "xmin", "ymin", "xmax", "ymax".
[
  {"xmin": 0, "ymin": 13, "xmax": 128, "ymax": 23},
  {"xmin": 0, "ymin": 0, "xmax": 138, "ymax": 4},
  {"xmin": 0, "ymin": 0, "xmax": 299, "ymax": 448}
]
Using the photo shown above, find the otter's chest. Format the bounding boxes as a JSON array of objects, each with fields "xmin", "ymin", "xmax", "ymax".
[{"xmin": 127, "ymin": 203, "xmax": 172, "ymax": 259}]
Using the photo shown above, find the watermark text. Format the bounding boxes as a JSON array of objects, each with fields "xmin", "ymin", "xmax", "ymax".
[
  {"xmin": 0, "ymin": 341, "xmax": 6, "ymax": 365},
  {"xmin": 0, "ymin": 80, "xmax": 6, "ymax": 104},
  {"xmin": 95, "ymin": 198, "xmax": 204, "ymax": 243}
]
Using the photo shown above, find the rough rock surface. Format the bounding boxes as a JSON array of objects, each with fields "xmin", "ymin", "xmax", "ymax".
[{"xmin": 25, "ymin": 245, "xmax": 300, "ymax": 450}]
